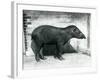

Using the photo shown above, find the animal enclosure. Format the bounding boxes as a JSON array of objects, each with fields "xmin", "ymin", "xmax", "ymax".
[{"xmin": 23, "ymin": 10, "xmax": 91, "ymax": 69}]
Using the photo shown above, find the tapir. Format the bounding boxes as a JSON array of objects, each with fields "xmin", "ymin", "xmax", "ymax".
[{"xmin": 31, "ymin": 25, "xmax": 86, "ymax": 61}]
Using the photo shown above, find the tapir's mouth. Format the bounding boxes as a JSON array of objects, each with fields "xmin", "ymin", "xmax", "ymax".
[
  {"xmin": 82, "ymin": 38, "xmax": 86, "ymax": 39},
  {"xmin": 81, "ymin": 35, "xmax": 86, "ymax": 39},
  {"xmin": 78, "ymin": 36, "xmax": 86, "ymax": 39}
]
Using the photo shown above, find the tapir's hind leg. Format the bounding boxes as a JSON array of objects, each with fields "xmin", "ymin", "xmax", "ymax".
[
  {"xmin": 31, "ymin": 40, "xmax": 41, "ymax": 62},
  {"xmin": 39, "ymin": 47, "xmax": 47, "ymax": 60}
]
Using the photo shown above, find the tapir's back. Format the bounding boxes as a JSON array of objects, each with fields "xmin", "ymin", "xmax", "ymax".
[
  {"xmin": 31, "ymin": 25, "xmax": 63, "ymax": 43},
  {"xmin": 32, "ymin": 25, "xmax": 59, "ymax": 35}
]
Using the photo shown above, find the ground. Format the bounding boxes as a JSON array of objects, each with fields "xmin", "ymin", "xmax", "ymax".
[{"xmin": 24, "ymin": 53, "xmax": 91, "ymax": 70}]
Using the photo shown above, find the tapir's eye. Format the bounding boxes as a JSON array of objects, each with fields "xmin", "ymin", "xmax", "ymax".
[
  {"xmin": 73, "ymin": 28, "xmax": 77, "ymax": 32},
  {"xmin": 73, "ymin": 28, "xmax": 79, "ymax": 33},
  {"xmin": 73, "ymin": 28, "xmax": 76, "ymax": 32}
]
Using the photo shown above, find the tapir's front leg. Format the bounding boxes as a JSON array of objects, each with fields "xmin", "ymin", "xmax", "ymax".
[{"xmin": 56, "ymin": 42, "xmax": 64, "ymax": 60}]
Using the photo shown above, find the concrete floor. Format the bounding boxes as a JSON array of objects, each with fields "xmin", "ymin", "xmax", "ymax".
[{"xmin": 24, "ymin": 53, "xmax": 91, "ymax": 70}]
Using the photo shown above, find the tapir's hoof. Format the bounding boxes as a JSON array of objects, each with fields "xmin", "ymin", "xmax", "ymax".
[
  {"xmin": 41, "ymin": 57, "xmax": 47, "ymax": 60},
  {"xmin": 58, "ymin": 57, "xmax": 65, "ymax": 60},
  {"xmin": 54, "ymin": 56, "xmax": 57, "ymax": 59},
  {"xmin": 36, "ymin": 59, "xmax": 40, "ymax": 62}
]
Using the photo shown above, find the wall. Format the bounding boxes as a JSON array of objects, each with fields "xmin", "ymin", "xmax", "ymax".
[
  {"xmin": 0, "ymin": 0, "xmax": 100, "ymax": 80},
  {"xmin": 24, "ymin": 10, "xmax": 90, "ymax": 56}
]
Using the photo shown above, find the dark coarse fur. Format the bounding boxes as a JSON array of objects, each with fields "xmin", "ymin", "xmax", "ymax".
[{"xmin": 31, "ymin": 25, "xmax": 86, "ymax": 62}]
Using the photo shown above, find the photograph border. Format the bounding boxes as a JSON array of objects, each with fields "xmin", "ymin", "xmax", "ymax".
[{"xmin": 11, "ymin": 1, "xmax": 97, "ymax": 78}]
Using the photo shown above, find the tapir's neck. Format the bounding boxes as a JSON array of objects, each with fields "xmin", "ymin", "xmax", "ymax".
[{"xmin": 61, "ymin": 29, "xmax": 73, "ymax": 42}]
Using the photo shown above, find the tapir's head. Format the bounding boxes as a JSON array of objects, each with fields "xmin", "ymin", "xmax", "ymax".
[{"xmin": 66, "ymin": 25, "xmax": 86, "ymax": 39}]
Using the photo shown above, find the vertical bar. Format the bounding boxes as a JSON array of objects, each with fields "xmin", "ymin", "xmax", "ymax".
[{"xmin": 87, "ymin": 14, "xmax": 90, "ymax": 48}]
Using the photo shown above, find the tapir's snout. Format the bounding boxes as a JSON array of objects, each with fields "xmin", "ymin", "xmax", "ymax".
[
  {"xmin": 82, "ymin": 35, "xmax": 86, "ymax": 39},
  {"xmin": 73, "ymin": 29, "xmax": 86, "ymax": 39},
  {"xmin": 83, "ymin": 35, "xmax": 86, "ymax": 39},
  {"xmin": 80, "ymin": 33, "xmax": 86, "ymax": 39}
]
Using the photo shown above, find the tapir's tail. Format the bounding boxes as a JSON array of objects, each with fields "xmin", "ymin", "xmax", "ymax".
[
  {"xmin": 31, "ymin": 34, "xmax": 34, "ymax": 40},
  {"xmin": 31, "ymin": 33, "xmax": 36, "ymax": 40},
  {"xmin": 31, "ymin": 34, "xmax": 37, "ymax": 55}
]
